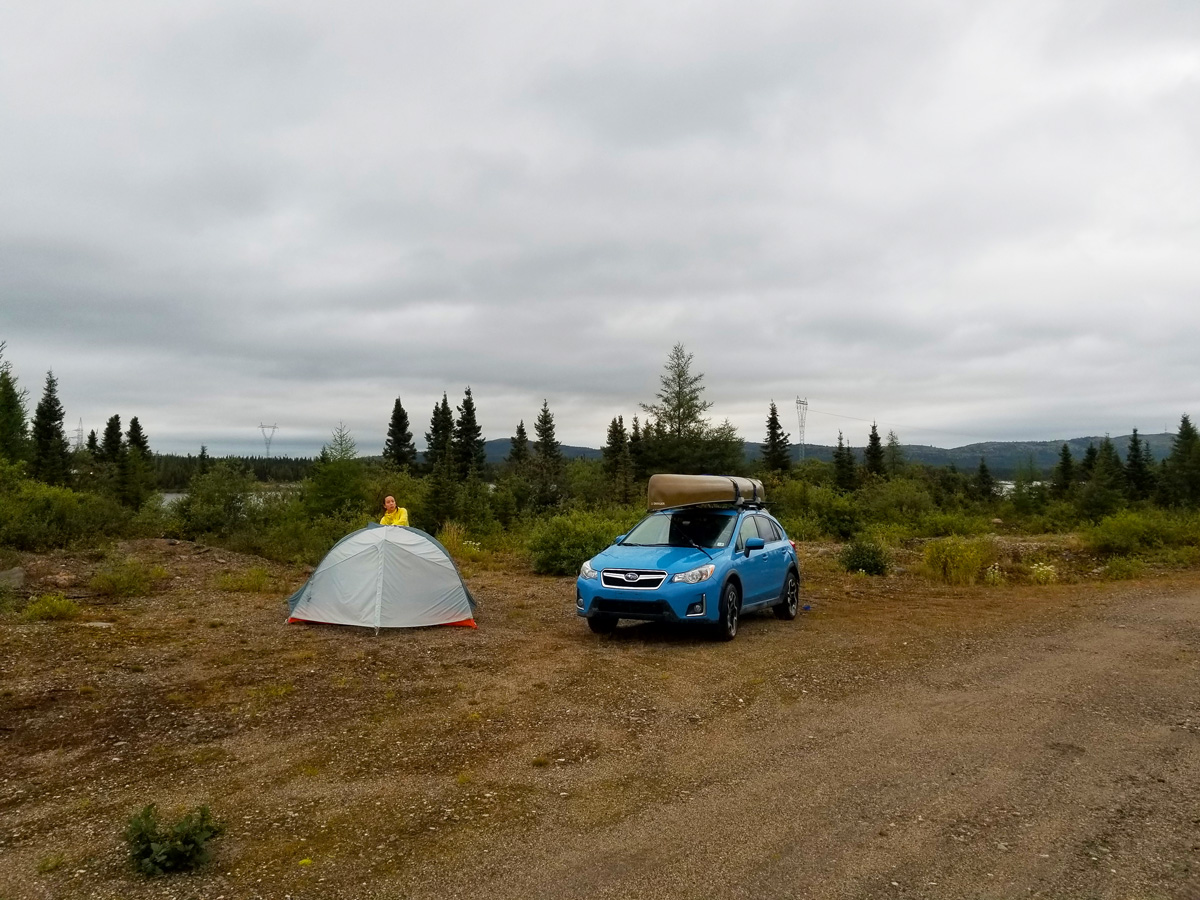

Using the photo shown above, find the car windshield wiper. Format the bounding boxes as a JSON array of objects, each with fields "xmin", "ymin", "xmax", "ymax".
[{"xmin": 674, "ymin": 531, "xmax": 713, "ymax": 559}]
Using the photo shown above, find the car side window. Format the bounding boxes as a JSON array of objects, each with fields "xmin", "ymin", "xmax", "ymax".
[
  {"xmin": 735, "ymin": 517, "xmax": 759, "ymax": 552},
  {"xmin": 754, "ymin": 516, "xmax": 781, "ymax": 543}
]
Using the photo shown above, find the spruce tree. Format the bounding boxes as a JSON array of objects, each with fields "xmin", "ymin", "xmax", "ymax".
[
  {"xmin": 833, "ymin": 431, "xmax": 857, "ymax": 493},
  {"xmin": 531, "ymin": 400, "xmax": 564, "ymax": 509},
  {"xmin": 197, "ymin": 444, "xmax": 210, "ymax": 475},
  {"xmin": 0, "ymin": 345, "xmax": 28, "ymax": 463},
  {"xmin": 452, "ymin": 387, "xmax": 486, "ymax": 478},
  {"xmin": 1051, "ymin": 443, "xmax": 1075, "ymax": 498},
  {"xmin": 85, "ymin": 429, "xmax": 99, "ymax": 456},
  {"xmin": 601, "ymin": 416, "xmax": 628, "ymax": 480},
  {"xmin": 506, "ymin": 420, "xmax": 529, "ymax": 467},
  {"xmin": 884, "ymin": 430, "xmax": 905, "ymax": 478},
  {"xmin": 423, "ymin": 394, "xmax": 454, "ymax": 471},
  {"xmin": 101, "ymin": 414, "xmax": 124, "ymax": 463},
  {"xmin": 1079, "ymin": 443, "xmax": 1098, "ymax": 482},
  {"xmin": 1159, "ymin": 414, "xmax": 1200, "ymax": 507},
  {"xmin": 382, "ymin": 397, "xmax": 417, "ymax": 468},
  {"xmin": 760, "ymin": 402, "xmax": 791, "ymax": 474},
  {"xmin": 126, "ymin": 417, "xmax": 150, "ymax": 455},
  {"xmin": 972, "ymin": 457, "xmax": 996, "ymax": 501},
  {"xmin": 863, "ymin": 422, "xmax": 885, "ymax": 478},
  {"xmin": 639, "ymin": 343, "xmax": 712, "ymax": 438},
  {"xmin": 628, "ymin": 416, "xmax": 645, "ymax": 480},
  {"xmin": 29, "ymin": 371, "xmax": 71, "ymax": 486},
  {"xmin": 1124, "ymin": 428, "xmax": 1153, "ymax": 501},
  {"xmin": 1078, "ymin": 437, "xmax": 1126, "ymax": 519}
]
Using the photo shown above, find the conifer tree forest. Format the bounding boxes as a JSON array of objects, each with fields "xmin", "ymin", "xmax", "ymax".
[{"xmin": 1, "ymin": 342, "xmax": 1198, "ymax": 577}]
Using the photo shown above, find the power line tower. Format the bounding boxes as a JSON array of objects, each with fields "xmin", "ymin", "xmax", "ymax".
[
  {"xmin": 259, "ymin": 423, "xmax": 278, "ymax": 457},
  {"xmin": 795, "ymin": 397, "xmax": 808, "ymax": 460},
  {"xmin": 74, "ymin": 418, "xmax": 85, "ymax": 452}
]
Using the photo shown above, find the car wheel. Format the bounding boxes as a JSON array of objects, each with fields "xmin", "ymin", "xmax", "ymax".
[
  {"xmin": 715, "ymin": 582, "xmax": 740, "ymax": 641},
  {"xmin": 774, "ymin": 570, "xmax": 800, "ymax": 620},
  {"xmin": 587, "ymin": 614, "xmax": 619, "ymax": 634}
]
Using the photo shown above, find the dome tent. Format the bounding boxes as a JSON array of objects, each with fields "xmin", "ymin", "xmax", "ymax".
[{"xmin": 287, "ymin": 524, "xmax": 476, "ymax": 631}]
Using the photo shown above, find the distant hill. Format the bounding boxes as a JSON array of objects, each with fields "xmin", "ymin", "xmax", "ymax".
[
  {"xmin": 744, "ymin": 433, "xmax": 1176, "ymax": 478},
  {"xmin": 462, "ymin": 433, "xmax": 1176, "ymax": 478}
]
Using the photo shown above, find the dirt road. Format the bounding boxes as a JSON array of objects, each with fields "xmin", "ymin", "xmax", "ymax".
[{"xmin": 1, "ymin": 541, "xmax": 1198, "ymax": 899}]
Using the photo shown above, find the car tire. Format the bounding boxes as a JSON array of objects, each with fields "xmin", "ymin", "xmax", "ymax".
[
  {"xmin": 715, "ymin": 581, "xmax": 740, "ymax": 642},
  {"xmin": 774, "ymin": 569, "xmax": 800, "ymax": 620},
  {"xmin": 587, "ymin": 614, "xmax": 619, "ymax": 634}
]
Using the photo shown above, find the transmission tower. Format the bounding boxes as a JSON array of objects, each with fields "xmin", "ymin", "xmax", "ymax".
[
  {"xmin": 74, "ymin": 418, "xmax": 85, "ymax": 452},
  {"xmin": 259, "ymin": 423, "xmax": 278, "ymax": 457},
  {"xmin": 795, "ymin": 397, "xmax": 808, "ymax": 460}
]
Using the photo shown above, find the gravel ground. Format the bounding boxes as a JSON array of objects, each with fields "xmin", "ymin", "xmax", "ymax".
[{"xmin": 1, "ymin": 539, "xmax": 1198, "ymax": 899}]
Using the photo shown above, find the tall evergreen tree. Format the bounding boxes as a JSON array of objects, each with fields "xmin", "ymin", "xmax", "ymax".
[
  {"xmin": 760, "ymin": 402, "xmax": 792, "ymax": 474},
  {"xmin": 863, "ymin": 422, "xmax": 885, "ymax": 477},
  {"xmin": 1078, "ymin": 436, "xmax": 1126, "ymax": 519},
  {"xmin": 126, "ymin": 417, "xmax": 150, "ymax": 455},
  {"xmin": 506, "ymin": 420, "xmax": 530, "ymax": 467},
  {"xmin": 29, "ymin": 371, "xmax": 71, "ymax": 485},
  {"xmin": 382, "ymin": 397, "xmax": 417, "ymax": 468},
  {"xmin": 884, "ymin": 430, "xmax": 905, "ymax": 478},
  {"xmin": 1079, "ymin": 443, "xmax": 1098, "ymax": 482},
  {"xmin": 832, "ymin": 431, "xmax": 856, "ymax": 492},
  {"xmin": 423, "ymin": 394, "xmax": 454, "ymax": 471},
  {"xmin": 530, "ymin": 400, "xmax": 564, "ymax": 508},
  {"xmin": 452, "ymin": 386, "xmax": 487, "ymax": 477},
  {"xmin": 100, "ymin": 414, "xmax": 124, "ymax": 463},
  {"xmin": 972, "ymin": 457, "xmax": 996, "ymax": 501},
  {"xmin": 628, "ymin": 416, "xmax": 645, "ymax": 480},
  {"xmin": 601, "ymin": 416, "xmax": 628, "ymax": 480},
  {"xmin": 0, "ymin": 344, "xmax": 28, "ymax": 463},
  {"xmin": 639, "ymin": 343, "xmax": 712, "ymax": 438},
  {"xmin": 1124, "ymin": 428, "xmax": 1154, "ymax": 501},
  {"xmin": 1159, "ymin": 413, "xmax": 1200, "ymax": 507},
  {"xmin": 85, "ymin": 429, "xmax": 99, "ymax": 456},
  {"xmin": 1051, "ymin": 443, "xmax": 1075, "ymax": 498}
]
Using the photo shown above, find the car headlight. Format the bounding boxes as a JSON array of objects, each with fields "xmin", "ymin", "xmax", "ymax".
[
  {"xmin": 579, "ymin": 560, "xmax": 599, "ymax": 580},
  {"xmin": 672, "ymin": 563, "xmax": 715, "ymax": 584}
]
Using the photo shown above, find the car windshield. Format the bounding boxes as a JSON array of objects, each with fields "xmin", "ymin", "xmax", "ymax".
[{"xmin": 620, "ymin": 509, "xmax": 738, "ymax": 549}]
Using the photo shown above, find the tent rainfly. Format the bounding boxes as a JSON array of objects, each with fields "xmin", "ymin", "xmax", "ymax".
[{"xmin": 287, "ymin": 524, "xmax": 476, "ymax": 631}]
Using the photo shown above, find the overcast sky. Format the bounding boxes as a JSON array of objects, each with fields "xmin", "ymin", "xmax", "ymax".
[{"xmin": 2, "ymin": 0, "xmax": 1197, "ymax": 457}]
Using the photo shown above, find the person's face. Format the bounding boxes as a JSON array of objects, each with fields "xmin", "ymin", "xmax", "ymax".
[{"xmin": 384, "ymin": 496, "xmax": 397, "ymax": 512}]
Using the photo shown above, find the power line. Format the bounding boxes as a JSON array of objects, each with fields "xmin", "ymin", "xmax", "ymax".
[
  {"xmin": 259, "ymin": 423, "xmax": 278, "ymax": 457},
  {"xmin": 803, "ymin": 407, "xmax": 1003, "ymax": 444}
]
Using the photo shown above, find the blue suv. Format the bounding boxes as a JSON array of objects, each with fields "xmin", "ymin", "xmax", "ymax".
[{"xmin": 576, "ymin": 503, "xmax": 801, "ymax": 640}]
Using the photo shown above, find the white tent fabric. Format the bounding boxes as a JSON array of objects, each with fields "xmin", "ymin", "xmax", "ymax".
[{"xmin": 287, "ymin": 525, "xmax": 475, "ymax": 630}]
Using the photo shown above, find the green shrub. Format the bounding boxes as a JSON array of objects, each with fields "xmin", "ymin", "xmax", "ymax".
[
  {"xmin": 775, "ymin": 514, "xmax": 823, "ymax": 542},
  {"xmin": 858, "ymin": 478, "xmax": 935, "ymax": 523},
  {"xmin": 982, "ymin": 563, "xmax": 1005, "ymax": 586},
  {"xmin": 0, "ymin": 473, "xmax": 128, "ymax": 550},
  {"xmin": 1102, "ymin": 556, "xmax": 1145, "ymax": 581},
  {"xmin": 1081, "ymin": 510, "xmax": 1196, "ymax": 556},
  {"xmin": 914, "ymin": 511, "xmax": 991, "ymax": 538},
  {"xmin": 838, "ymin": 538, "xmax": 890, "ymax": 576},
  {"xmin": 22, "ymin": 592, "xmax": 81, "ymax": 621},
  {"xmin": 124, "ymin": 804, "xmax": 224, "ymax": 876},
  {"xmin": 923, "ymin": 537, "xmax": 998, "ymax": 586},
  {"xmin": 215, "ymin": 567, "xmax": 272, "ymax": 592},
  {"xmin": 529, "ymin": 509, "xmax": 640, "ymax": 576},
  {"xmin": 176, "ymin": 463, "xmax": 255, "ymax": 538},
  {"xmin": 90, "ymin": 557, "xmax": 167, "ymax": 597},
  {"xmin": 807, "ymin": 486, "xmax": 860, "ymax": 539},
  {"xmin": 1028, "ymin": 562, "xmax": 1058, "ymax": 585}
]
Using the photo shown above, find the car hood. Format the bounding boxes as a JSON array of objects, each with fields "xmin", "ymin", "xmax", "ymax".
[{"xmin": 591, "ymin": 544, "xmax": 718, "ymax": 572}]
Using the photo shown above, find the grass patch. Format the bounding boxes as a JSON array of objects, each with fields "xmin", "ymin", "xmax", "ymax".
[
  {"xmin": 922, "ymin": 537, "xmax": 998, "ymax": 586},
  {"xmin": 37, "ymin": 853, "xmax": 66, "ymax": 874},
  {"xmin": 22, "ymin": 592, "xmax": 81, "ymax": 621},
  {"xmin": 1102, "ymin": 556, "xmax": 1145, "ymax": 581},
  {"xmin": 215, "ymin": 567, "xmax": 273, "ymax": 592},
  {"xmin": 89, "ymin": 556, "xmax": 167, "ymax": 597}
]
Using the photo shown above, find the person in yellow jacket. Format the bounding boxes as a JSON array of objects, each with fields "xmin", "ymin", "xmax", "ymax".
[{"xmin": 379, "ymin": 495, "xmax": 409, "ymax": 526}]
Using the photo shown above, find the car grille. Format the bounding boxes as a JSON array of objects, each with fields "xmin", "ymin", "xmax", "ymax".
[
  {"xmin": 600, "ymin": 569, "xmax": 667, "ymax": 590},
  {"xmin": 592, "ymin": 598, "xmax": 672, "ymax": 618}
]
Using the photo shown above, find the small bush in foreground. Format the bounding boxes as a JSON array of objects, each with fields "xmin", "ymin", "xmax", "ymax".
[
  {"xmin": 90, "ymin": 557, "xmax": 167, "ymax": 597},
  {"xmin": 1102, "ymin": 556, "xmax": 1145, "ymax": 581},
  {"xmin": 838, "ymin": 538, "xmax": 890, "ymax": 576},
  {"xmin": 1028, "ymin": 562, "xmax": 1058, "ymax": 585},
  {"xmin": 23, "ymin": 592, "xmax": 81, "ymax": 621},
  {"xmin": 982, "ymin": 563, "xmax": 1005, "ymax": 586},
  {"xmin": 124, "ymin": 804, "xmax": 224, "ymax": 876},
  {"xmin": 923, "ymin": 537, "xmax": 997, "ymax": 586}
]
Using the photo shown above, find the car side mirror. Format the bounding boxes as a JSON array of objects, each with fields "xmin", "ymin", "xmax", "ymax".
[
  {"xmin": 745, "ymin": 537, "xmax": 765, "ymax": 556},
  {"xmin": 612, "ymin": 534, "xmax": 626, "ymax": 545}
]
